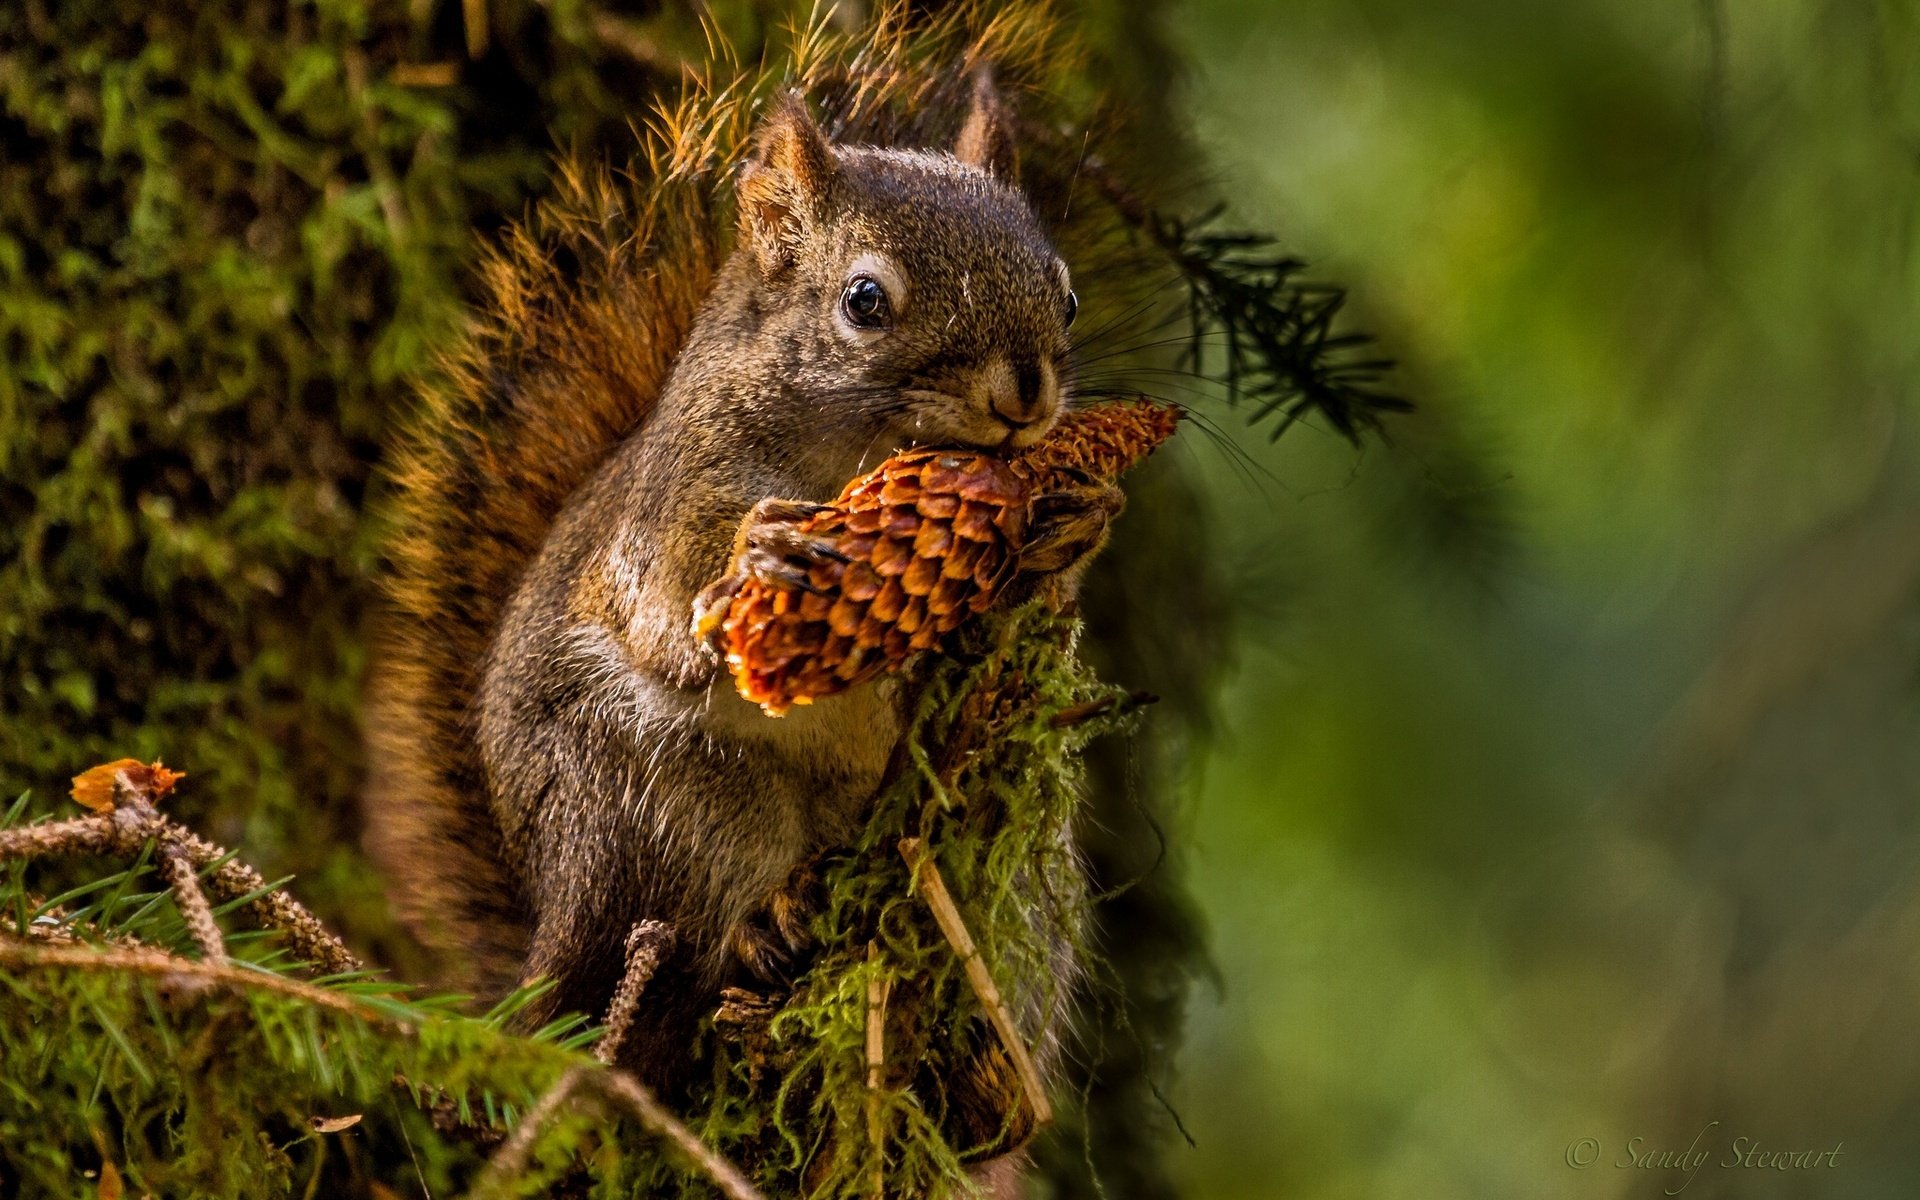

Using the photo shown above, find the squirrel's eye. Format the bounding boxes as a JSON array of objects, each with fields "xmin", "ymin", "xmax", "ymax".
[
  {"xmin": 841, "ymin": 276, "xmax": 891, "ymax": 329},
  {"xmin": 1064, "ymin": 290, "xmax": 1079, "ymax": 328}
]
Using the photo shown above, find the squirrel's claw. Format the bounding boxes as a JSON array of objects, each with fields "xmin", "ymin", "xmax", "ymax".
[
  {"xmin": 1019, "ymin": 482, "xmax": 1125, "ymax": 576},
  {"xmin": 690, "ymin": 575, "xmax": 743, "ymax": 644},
  {"xmin": 728, "ymin": 919, "xmax": 797, "ymax": 984},
  {"xmin": 725, "ymin": 858, "xmax": 826, "ymax": 986},
  {"xmin": 736, "ymin": 499, "xmax": 847, "ymax": 592},
  {"xmin": 692, "ymin": 499, "xmax": 843, "ymax": 643}
]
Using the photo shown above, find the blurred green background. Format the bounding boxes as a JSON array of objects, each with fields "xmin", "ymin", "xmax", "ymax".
[{"xmin": 1165, "ymin": 1, "xmax": 1920, "ymax": 1197}]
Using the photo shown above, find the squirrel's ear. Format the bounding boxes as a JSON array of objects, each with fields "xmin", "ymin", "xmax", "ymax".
[
  {"xmin": 738, "ymin": 93, "xmax": 834, "ymax": 275},
  {"xmin": 954, "ymin": 71, "xmax": 1018, "ymax": 182}
]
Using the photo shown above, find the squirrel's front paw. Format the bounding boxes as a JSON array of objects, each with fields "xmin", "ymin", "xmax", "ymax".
[
  {"xmin": 725, "ymin": 858, "xmax": 828, "ymax": 985},
  {"xmin": 1018, "ymin": 482, "xmax": 1125, "ymax": 576},
  {"xmin": 735, "ymin": 498, "xmax": 848, "ymax": 590},
  {"xmin": 693, "ymin": 498, "xmax": 846, "ymax": 642}
]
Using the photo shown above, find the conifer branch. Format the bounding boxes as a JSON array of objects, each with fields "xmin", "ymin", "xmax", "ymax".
[
  {"xmin": 1, "ymin": 761, "xmax": 362, "ymax": 975},
  {"xmin": 1017, "ymin": 115, "xmax": 1410, "ymax": 441},
  {"xmin": 0, "ymin": 939, "xmax": 384, "ymax": 1021}
]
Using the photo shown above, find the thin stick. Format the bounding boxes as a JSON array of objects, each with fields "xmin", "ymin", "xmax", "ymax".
[
  {"xmin": 461, "ymin": 0, "xmax": 489, "ymax": 59},
  {"xmin": 168, "ymin": 825, "xmax": 360, "ymax": 974},
  {"xmin": 0, "ymin": 939, "xmax": 382, "ymax": 1022},
  {"xmin": 897, "ymin": 837, "xmax": 1054, "ymax": 1130},
  {"xmin": 596, "ymin": 920, "xmax": 674, "ymax": 1066},
  {"xmin": 468, "ymin": 1065, "xmax": 588, "ymax": 1197},
  {"xmin": 593, "ymin": 1070, "xmax": 766, "ymax": 1200},
  {"xmin": 864, "ymin": 940, "xmax": 893, "ymax": 1197}
]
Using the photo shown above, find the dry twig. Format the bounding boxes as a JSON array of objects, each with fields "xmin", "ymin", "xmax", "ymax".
[
  {"xmin": 472, "ymin": 1062, "xmax": 768, "ymax": 1200},
  {"xmin": 593, "ymin": 1070, "xmax": 766, "ymax": 1200},
  {"xmin": 595, "ymin": 920, "xmax": 674, "ymax": 1066},
  {"xmin": 181, "ymin": 829, "xmax": 360, "ymax": 974},
  {"xmin": 467, "ymin": 1066, "xmax": 591, "ymax": 1198},
  {"xmin": 897, "ymin": 836, "xmax": 1053, "ymax": 1130},
  {"xmin": 864, "ymin": 940, "xmax": 894, "ymax": 1197}
]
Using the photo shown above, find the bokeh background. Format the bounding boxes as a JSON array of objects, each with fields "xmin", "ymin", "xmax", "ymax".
[
  {"xmin": 5, "ymin": 0, "xmax": 1917, "ymax": 1197},
  {"xmin": 1166, "ymin": 1, "xmax": 1920, "ymax": 1197}
]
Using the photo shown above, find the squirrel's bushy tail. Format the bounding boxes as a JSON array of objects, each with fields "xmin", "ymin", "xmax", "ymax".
[
  {"xmin": 362, "ymin": 1, "xmax": 1079, "ymax": 992},
  {"xmin": 363, "ymin": 159, "xmax": 720, "ymax": 987}
]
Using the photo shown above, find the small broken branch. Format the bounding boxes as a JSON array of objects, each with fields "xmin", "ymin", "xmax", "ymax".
[
  {"xmin": 864, "ymin": 940, "xmax": 893, "ymax": 1197},
  {"xmin": 594, "ymin": 1070, "xmax": 765, "ymax": 1200},
  {"xmin": 595, "ymin": 920, "xmax": 674, "ymax": 1066},
  {"xmin": 897, "ymin": 837, "xmax": 1054, "ymax": 1130},
  {"xmin": 467, "ymin": 1065, "xmax": 590, "ymax": 1197},
  {"xmin": 155, "ymin": 839, "xmax": 226, "ymax": 963}
]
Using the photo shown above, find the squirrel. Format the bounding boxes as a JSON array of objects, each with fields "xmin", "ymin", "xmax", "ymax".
[{"xmin": 364, "ymin": 76, "xmax": 1112, "ymax": 1123}]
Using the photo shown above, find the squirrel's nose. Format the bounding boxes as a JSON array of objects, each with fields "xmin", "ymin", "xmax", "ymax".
[{"xmin": 988, "ymin": 358, "xmax": 1056, "ymax": 427}]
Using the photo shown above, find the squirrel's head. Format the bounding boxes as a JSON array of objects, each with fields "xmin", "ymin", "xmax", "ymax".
[{"xmin": 732, "ymin": 84, "xmax": 1075, "ymax": 454}]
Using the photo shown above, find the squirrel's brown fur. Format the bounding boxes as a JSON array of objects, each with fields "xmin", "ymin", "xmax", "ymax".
[{"xmin": 364, "ymin": 3, "xmax": 1097, "ymax": 1110}]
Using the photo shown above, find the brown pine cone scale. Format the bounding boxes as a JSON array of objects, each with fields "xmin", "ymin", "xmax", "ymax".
[{"xmin": 697, "ymin": 402, "xmax": 1180, "ymax": 715}]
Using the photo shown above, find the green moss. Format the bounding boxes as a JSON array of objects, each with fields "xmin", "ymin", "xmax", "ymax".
[
  {"xmin": 0, "ymin": 0, "xmax": 678, "ymax": 968},
  {"xmin": 660, "ymin": 601, "xmax": 1134, "ymax": 1197}
]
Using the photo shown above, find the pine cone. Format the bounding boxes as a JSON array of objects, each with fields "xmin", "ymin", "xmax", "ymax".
[{"xmin": 695, "ymin": 402, "xmax": 1180, "ymax": 715}]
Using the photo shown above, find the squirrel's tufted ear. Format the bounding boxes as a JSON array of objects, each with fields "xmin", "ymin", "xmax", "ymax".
[
  {"xmin": 738, "ymin": 92, "xmax": 835, "ymax": 275},
  {"xmin": 953, "ymin": 71, "xmax": 1018, "ymax": 182}
]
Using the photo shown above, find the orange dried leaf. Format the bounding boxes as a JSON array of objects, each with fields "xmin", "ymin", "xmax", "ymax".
[
  {"xmin": 146, "ymin": 762, "xmax": 185, "ymax": 800},
  {"xmin": 70, "ymin": 759, "xmax": 186, "ymax": 812},
  {"xmin": 70, "ymin": 760, "xmax": 142, "ymax": 812}
]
